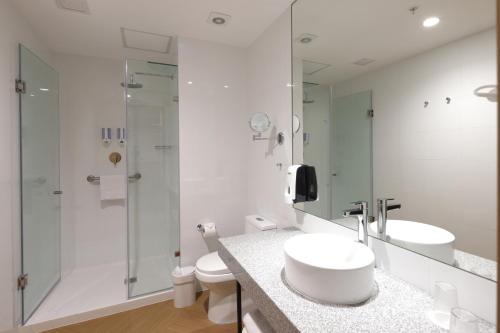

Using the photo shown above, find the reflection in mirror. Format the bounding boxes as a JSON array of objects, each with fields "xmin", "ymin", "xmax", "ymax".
[{"xmin": 292, "ymin": 0, "xmax": 497, "ymax": 281}]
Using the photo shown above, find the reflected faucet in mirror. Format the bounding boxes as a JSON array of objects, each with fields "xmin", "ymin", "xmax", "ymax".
[
  {"xmin": 343, "ymin": 201, "xmax": 369, "ymax": 245},
  {"xmin": 376, "ymin": 198, "xmax": 401, "ymax": 240}
]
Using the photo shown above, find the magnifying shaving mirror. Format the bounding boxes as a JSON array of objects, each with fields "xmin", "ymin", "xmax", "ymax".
[{"xmin": 249, "ymin": 112, "xmax": 271, "ymax": 133}]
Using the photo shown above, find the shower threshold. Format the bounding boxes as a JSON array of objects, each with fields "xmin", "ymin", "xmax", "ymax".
[{"xmin": 24, "ymin": 261, "xmax": 173, "ymax": 332}]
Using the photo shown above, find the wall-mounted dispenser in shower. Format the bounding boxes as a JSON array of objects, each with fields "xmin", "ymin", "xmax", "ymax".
[
  {"xmin": 101, "ymin": 128, "xmax": 112, "ymax": 144},
  {"xmin": 117, "ymin": 128, "xmax": 126, "ymax": 144}
]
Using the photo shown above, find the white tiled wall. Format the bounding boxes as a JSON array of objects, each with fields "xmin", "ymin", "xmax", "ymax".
[
  {"xmin": 55, "ymin": 53, "xmax": 127, "ymax": 272},
  {"xmin": 332, "ymin": 29, "xmax": 497, "ymax": 260},
  {"xmin": 246, "ymin": 9, "xmax": 297, "ymax": 228},
  {"xmin": 178, "ymin": 37, "xmax": 251, "ymax": 266}
]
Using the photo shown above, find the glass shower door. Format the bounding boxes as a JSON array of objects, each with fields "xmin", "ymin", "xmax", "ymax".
[
  {"xmin": 125, "ymin": 60, "xmax": 180, "ymax": 297},
  {"xmin": 19, "ymin": 45, "xmax": 61, "ymax": 323}
]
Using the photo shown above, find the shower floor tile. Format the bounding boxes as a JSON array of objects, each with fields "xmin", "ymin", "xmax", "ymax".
[{"xmin": 28, "ymin": 261, "xmax": 127, "ymax": 324}]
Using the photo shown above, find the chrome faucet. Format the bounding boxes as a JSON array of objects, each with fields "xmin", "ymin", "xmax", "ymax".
[
  {"xmin": 376, "ymin": 198, "xmax": 401, "ymax": 240},
  {"xmin": 343, "ymin": 201, "xmax": 369, "ymax": 245}
]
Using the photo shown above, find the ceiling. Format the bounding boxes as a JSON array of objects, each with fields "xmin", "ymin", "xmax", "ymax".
[
  {"xmin": 10, "ymin": 0, "xmax": 292, "ymax": 62},
  {"xmin": 293, "ymin": 0, "xmax": 496, "ymax": 85}
]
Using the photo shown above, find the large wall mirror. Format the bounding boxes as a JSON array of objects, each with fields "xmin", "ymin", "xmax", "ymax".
[{"xmin": 292, "ymin": 0, "xmax": 497, "ymax": 281}]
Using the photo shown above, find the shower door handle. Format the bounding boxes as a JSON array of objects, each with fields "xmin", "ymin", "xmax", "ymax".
[{"xmin": 53, "ymin": 190, "xmax": 63, "ymax": 195}]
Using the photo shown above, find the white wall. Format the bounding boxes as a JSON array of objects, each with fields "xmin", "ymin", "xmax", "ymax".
[
  {"xmin": 333, "ymin": 29, "xmax": 497, "ymax": 260},
  {"xmin": 246, "ymin": 10, "xmax": 296, "ymax": 227},
  {"xmin": 0, "ymin": 2, "xmax": 53, "ymax": 330},
  {"xmin": 247, "ymin": 8, "xmax": 496, "ymax": 324},
  {"xmin": 54, "ymin": 53, "xmax": 127, "ymax": 272},
  {"xmin": 178, "ymin": 37, "xmax": 250, "ymax": 266}
]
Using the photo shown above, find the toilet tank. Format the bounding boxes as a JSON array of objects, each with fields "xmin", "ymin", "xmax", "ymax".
[{"xmin": 244, "ymin": 215, "xmax": 277, "ymax": 233}]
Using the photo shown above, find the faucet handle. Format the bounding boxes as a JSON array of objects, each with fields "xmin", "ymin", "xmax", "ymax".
[
  {"xmin": 377, "ymin": 198, "xmax": 394, "ymax": 206},
  {"xmin": 350, "ymin": 201, "xmax": 368, "ymax": 209}
]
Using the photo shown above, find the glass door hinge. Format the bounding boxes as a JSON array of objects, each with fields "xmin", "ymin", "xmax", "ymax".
[
  {"xmin": 17, "ymin": 274, "xmax": 28, "ymax": 290},
  {"xmin": 15, "ymin": 79, "xmax": 26, "ymax": 94}
]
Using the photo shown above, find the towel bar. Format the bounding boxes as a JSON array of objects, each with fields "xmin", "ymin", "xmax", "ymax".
[{"xmin": 86, "ymin": 173, "xmax": 141, "ymax": 183}]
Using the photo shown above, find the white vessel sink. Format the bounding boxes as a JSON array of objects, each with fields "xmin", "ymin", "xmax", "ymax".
[
  {"xmin": 369, "ymin": 220, "xmax": 455, "ymax": 265},
  {"xmin": 284, "ymin": 233, "xmax": 375, "ymax": 305}
]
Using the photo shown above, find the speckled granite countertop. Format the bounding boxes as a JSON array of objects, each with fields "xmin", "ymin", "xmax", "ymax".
[{"xmin": 218, "ymin": 228, "xmax": 496, "ymax": 333}]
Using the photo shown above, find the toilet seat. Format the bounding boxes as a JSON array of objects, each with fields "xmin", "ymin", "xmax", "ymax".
[{"xmin": 195, "ymin": 252, "xmax": 235, "ymax": 283}]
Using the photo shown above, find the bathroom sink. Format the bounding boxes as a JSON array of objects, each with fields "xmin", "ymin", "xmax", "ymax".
[
  {"xmin": 283, "ymin": 233, "xmax": 375, "ymax": 305},
  {"xmin": 369, "ymin": 220, "xmax": 455, "ymax": 265}
]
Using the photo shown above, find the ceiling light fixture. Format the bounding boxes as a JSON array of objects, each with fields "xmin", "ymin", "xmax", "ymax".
[
  {"xmin": 422, "ymin": 16, "xmax": 440, "ymax": 28},
  {"xmin": 212, "ymin": 17, "xmax": 225, "ymax": 25},
  {"xmin": 223, "ymin": 85, "xmax": 229, "ymax": 88},
  {"xmin": 296, "ymin": 33, "xmax": 318, "ymax": 45},
  {"xmin": 207, "ymin": 12, "xmax": 231, "ymax": 27},
  {"xmin": 39, "ymin": 88, "xmax": 49, "ymax": 91},
  {"xmin": 187, "ymin": 81, "xmax": 193, "ymax": 85}
]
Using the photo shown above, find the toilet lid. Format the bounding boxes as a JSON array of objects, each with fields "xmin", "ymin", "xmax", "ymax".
[{"xmin": 196, "ymin": 252, "xmax": 231, "ymax": 275}]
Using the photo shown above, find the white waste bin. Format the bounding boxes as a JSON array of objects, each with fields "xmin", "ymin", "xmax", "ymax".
[{"xmin": 172, "ymin": 266, "xmax": 196, "ymax": 308}]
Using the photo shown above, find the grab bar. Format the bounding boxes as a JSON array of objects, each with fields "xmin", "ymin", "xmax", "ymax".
[
  {"xmin": 153, "ymin": 145, "xmax": 173, "ymax": 149},
  {"xmin": 86, "ymin": 173, "xmax": 141, "ymax": 183}
]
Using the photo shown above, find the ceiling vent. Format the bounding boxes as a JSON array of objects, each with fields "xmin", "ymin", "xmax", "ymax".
[
  {"xmin": 55, "ymin": 0, "xmax": 90, "ymax": 14},
  {"xmin": 121, "ymin": 28, "xmax": 172, "ymax": 54},
  {"xmin": 353, "ymin": 58, "xmax": 375, "ymax": 66},
  {"xmin": 302, "ymin": 60, "xmax": 331, "ymax": 75},
  {"xmin": 207, "ymin": 12, "xmax": 231, "ymax": 26}
]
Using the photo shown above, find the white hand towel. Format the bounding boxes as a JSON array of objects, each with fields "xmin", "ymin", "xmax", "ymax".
[{"xmin": 100, "ymin": 175, "xmax": 126, "ymax": 200}]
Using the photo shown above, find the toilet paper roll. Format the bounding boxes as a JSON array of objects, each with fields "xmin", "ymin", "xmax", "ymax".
[{"xmin": 201, "ymin": 222, "xmax": 217, "ymax": 238}]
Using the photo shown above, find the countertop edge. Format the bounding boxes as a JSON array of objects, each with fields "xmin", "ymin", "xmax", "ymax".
[{"xmin": 217, "ymin": 239, "xmax": 300, "ymax": 333}]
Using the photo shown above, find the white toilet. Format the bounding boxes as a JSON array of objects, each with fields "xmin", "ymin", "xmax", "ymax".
[{"xmin": 195, "ymin": 215, "xmax": 277, "ymax": 324}]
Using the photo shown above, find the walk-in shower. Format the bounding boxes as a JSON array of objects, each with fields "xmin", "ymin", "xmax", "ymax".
[{"xmin": 18, "ymin": 48, "xmax": 180, "ymax": 326}]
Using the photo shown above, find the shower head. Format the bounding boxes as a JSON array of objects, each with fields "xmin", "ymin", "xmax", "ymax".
[{"xmin": 121, "ymin": 74, "xmax": 143, "ymax": 89}]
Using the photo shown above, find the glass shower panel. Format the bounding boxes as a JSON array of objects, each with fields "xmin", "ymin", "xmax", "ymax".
[
  {"xmin": 331, "ymin": 90, "xmax": 373, "ymax": 219},
  {"xmin": 19, "ymin": 45, "xmax": 61, "ymax": 323},
  {"xmin": 126, "ymin": 60, "xmax": 180, "ymax": 298}
]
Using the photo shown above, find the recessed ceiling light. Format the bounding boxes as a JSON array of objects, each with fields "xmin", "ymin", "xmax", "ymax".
[
  {"xmin": 295, "ymin": 33, "xmax": 318, "ymax": 45},
  {"xmin": 127, "ymin": 94, "xmax": 131, "ymax": 98},
  {"xmin": 208, "ymin": 12, "xmax": 231, "ymax": 27},
  {"xmin": 39, "ymin": 88, "xmax": 49, "ymax": 91},
  {"xmin": 213, "ymin": 17, "xmax": 225, "ymax": 24},
  {"xmin": 187, "ymin": 81, "xmax": 193, "ymax": 85},
  {"xmin": 422, "ymin": 16, "xmax": 440, "ymax": 28},
  {"xmin": 223, "ymin": 85, "xmax": 229, "ymax": 88}
]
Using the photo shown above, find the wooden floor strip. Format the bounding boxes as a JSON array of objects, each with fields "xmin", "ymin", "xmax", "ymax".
[{"xmin": 43, "ymin": 292, "xmax": 236, "ymax": 333}]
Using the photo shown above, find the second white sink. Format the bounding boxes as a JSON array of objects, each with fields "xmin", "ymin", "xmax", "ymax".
[
  {"xmin": 369, "ymin": 220, "xmax": 455, "ymax": 265},
  {"xmin": 284, "ymin": 233, "xmax": 375, "ymax": 305}
]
